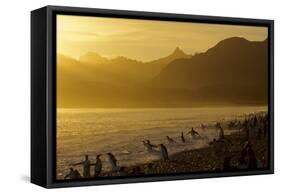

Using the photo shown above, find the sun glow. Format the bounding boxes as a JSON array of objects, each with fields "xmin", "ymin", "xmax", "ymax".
[{"xmin": 57, "ymin": 15, "xmax": 267, "ymax": 61}]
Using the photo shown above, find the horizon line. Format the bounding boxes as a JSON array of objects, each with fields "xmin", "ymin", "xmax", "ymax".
[{"xmin": 57, "ymin": 36, "xmax": 267, "ymax": 63}]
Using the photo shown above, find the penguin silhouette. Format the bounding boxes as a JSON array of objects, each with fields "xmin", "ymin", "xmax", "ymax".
[
  {"xmin": 159, "ymin": 144, "xmax": 169, "ymax": 160},
  {"xmin": 107, "ymin": 153, "xmax": 118, "ymax": 172},
  {"xmin": 180, "ymin": 132, "xmax": 186, "ymax": 143},
  {"xmin": 94, "ymin": 154, "xmax": 102, "ymax": 177},
  {"xmin": 166, "ymin": 136, "xmax": 176, "ymax": 143}
]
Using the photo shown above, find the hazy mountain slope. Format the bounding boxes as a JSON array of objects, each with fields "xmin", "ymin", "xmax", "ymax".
[
  {"xmin": 57, "ymin": 54, "xmax": 194, "ymax": 107},
  {"xmin": 79, "ymin": 53, "xmax": 146, "ymax": 82},
  {"xmin": 57, "ymin": 54, "xmax": 132, "ymax": 86},
  {"xmin": 57, "ymin": 37, "xmax": 268, "ymax": 107},
  {"xmin": 151, "ymin": 37, "xmax": 268, "ymax": 104},
  {"xmin": 78, "ymin": 48, "xmax": 190, "ymax": 83},
  {"xmin": 57, "ymin": 55, "xmax": 137, "ymax": 107},
  {"xmin": 145, "ymin": 47, "xmax": 191, "ymax": 77}
]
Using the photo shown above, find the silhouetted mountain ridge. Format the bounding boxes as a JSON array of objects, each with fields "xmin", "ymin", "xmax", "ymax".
[
  {"xmin": 151, "ymin": 37, "xmax": 268, "ymax": 104},
  {"xmin": 78, "ymin": 47, "xmax": 191, "ymax": 83},
  {"xmin": 57, "ymin": 37, "xmax": 268, "ymax": 107}
]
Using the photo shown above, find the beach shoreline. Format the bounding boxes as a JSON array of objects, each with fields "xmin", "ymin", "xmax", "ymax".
[
  {"xmin": 100, "ymin": 112, "xmax": 268, "ymax": 178},
  {"xmin": 102, "ymin": 131, "xmax": 267, "ymax": 177},
  {"xmin": 61, "ymin": 111, "xmax": 268, "ymax": 180}
]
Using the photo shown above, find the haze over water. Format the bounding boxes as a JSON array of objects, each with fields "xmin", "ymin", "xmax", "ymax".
[{"xmin": 56, "ymin": 106, "xmax": 267, "ymax": 179}]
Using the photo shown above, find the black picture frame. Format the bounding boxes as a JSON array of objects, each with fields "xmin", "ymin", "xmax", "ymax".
[{"xmin": 31, "ymin": 5, "xmax": 274, "ymax": 188}]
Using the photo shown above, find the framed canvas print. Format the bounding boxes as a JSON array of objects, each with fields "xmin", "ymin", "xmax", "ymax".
[{"xmin": 31, "ymin": 5, "xmax": 274, "ymax": 188}]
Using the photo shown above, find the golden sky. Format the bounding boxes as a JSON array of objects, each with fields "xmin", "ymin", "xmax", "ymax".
[{"xmin": 57, "ymin": 15, "xmax": 268, "ymax": 61}]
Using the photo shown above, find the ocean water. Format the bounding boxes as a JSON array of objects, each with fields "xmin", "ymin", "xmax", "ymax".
[{"xmin": 56, "ymin": 106, "xmax": 267, "ymax": 179}]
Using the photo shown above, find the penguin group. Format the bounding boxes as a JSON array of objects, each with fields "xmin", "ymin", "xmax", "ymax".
[
  {"xmin": 64, "ymin": 153, "xmax": 119, "ymax": 179},
  {"xmin": 65, "ymin": 126, "xmax": 205, "ymax": 180},
  {"xmin": 142, "ymin": 127, "xmax": 204, "ymax": 162}
]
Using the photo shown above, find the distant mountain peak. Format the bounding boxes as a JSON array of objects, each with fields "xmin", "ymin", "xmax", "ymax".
[
  {"xmin": 81, "ymin": 52, "xmax": 104, "ymax": 59},
  {"xmin": 173, "ymin": 47, "xmax": 185, "ymax": 56},
  {"xmin": 215, "ymin": 37, "xmax": 249, "ymax": 46},
  {"xmin": 206, "ymin": 37, "xmax": 250, "ymax": 53},
  {"xmin": 79, "ymin": 52, "xmax": 108, "ymax": 64}
]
